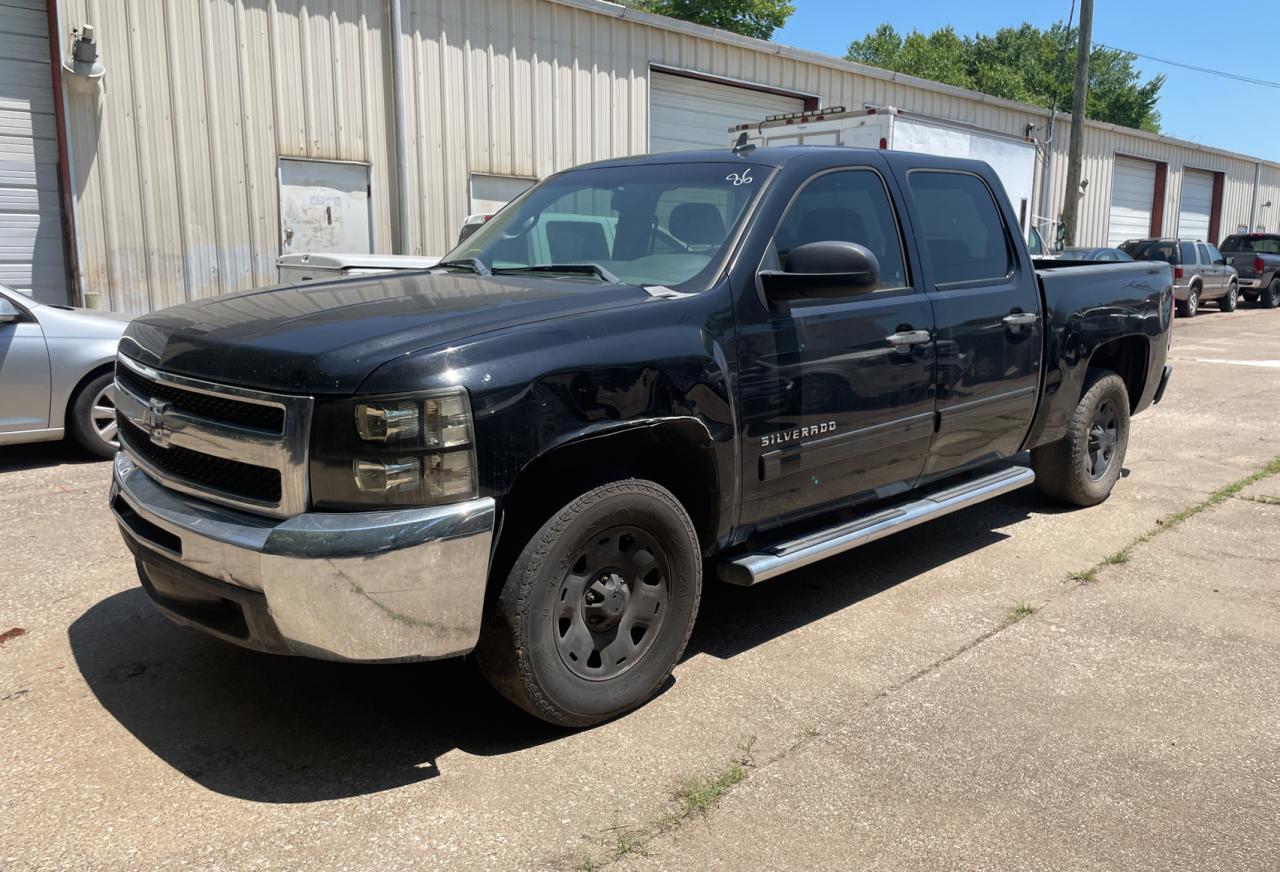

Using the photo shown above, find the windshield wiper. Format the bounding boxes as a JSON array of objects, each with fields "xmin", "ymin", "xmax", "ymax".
[
  {"xmin": 432, "ymin": 257, "xmax": 491, "ymax": 275},
  {"xmin": 492, "ymin": 263, "xmax": 622, "ymax": 284}
]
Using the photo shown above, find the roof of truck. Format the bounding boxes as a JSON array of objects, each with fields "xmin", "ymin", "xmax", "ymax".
[{"xmin": 570, "ymin": 145, "xmax": 994, "ymax": 175}]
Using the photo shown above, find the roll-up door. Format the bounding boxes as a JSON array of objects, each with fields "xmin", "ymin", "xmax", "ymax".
[
  {"xmin": 0, "ymin": 0, "xmax": 68, "ymax": 303},
  {"xmin": 1177, "ymin": 169, "xmax": 1214, "ymax": 241},
  {"xmin": 649, "ymin": 71, "xmax": 805, "ymax": 153},
  {"xmin": 1108, "ymin": 157, "xmax": 1157, "ymax": 247}
]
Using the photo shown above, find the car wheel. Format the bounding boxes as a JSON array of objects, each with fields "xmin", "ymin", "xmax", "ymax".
[
  {"xmin": 1219, "ymin": 281, "xmax": 1238, "ymax": 312},
  {"xmin": 1031, "ymin": 370, "xmax": 1130, "ymax": 508},
  {"xmin": 1264, "ymin": 278, "xmax": 1280, "ymax": 309},
  {"xmin": 68, "ymin": 371, "xmax": 119, "ymax": 459},
  {"xmin": 1177, "ymin": 285, "xmax": 1200, "ymax": 318},
  {"xmin": 476, "ymin": 479, "xmax": 701, "ymax": 727}
]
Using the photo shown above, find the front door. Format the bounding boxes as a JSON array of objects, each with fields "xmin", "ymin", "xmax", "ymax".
[
  {"xmin": 898, "ymin": 166, "xmax": 1042, "ymax": 479},
  {"xmin": 735, "ymin": 166, "xmax": 936, "ymax": 531},
  {"xmin": 0, "ymin": 294, "xmax": 51, "ymax": 434}
]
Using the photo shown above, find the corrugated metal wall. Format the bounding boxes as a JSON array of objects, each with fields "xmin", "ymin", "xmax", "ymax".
[
  {"xmin": 58, "ymin": 0, "xmax": 394, "ymax": 312},
  {"xmin": 56, "ymin": 0, "xmax": 1280, "ymax": 314}
]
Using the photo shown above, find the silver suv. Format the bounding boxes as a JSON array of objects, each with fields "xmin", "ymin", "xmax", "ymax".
[{"xmin": 1119, "ymin": 238, "xmax": 1239, "ymax": 317}]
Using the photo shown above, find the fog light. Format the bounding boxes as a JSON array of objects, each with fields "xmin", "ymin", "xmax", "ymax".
[
  {"xmin": 353, "ymin": 457, "xmax": 421, "ymax": 492},
  {"xmin": 425, "ymin": 451, "xmax": 475, "ymax": 497},
  {"xmin": 423, "ymin": 394, "xmax": 471, "ymax": 448},
  {"xmin": 355, "ymin": 401, "xmax": 420, "ymax": 443}
]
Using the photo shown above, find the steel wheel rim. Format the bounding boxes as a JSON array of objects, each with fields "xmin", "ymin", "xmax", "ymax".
[
  {"xmin": 553, "ymin": 524, "xmax": 671, "ymax": 681},
  {"xmin": 1085, "ymin": 399, "xmax": 1119, "ymax": 481},
  {"xmin": 90, "ymin": 383, "xmax": 119, "ymax": 449}
]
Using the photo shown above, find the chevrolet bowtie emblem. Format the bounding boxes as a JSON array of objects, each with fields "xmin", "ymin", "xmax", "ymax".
[{"xmin": 142, "ymin": 397, "xmax": 173, "ymax": 448}]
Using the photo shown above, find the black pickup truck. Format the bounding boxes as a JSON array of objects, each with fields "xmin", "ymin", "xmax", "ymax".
[{"xmin": 109, "ymin": 147, "xmax": 1173, "ymax": 726}]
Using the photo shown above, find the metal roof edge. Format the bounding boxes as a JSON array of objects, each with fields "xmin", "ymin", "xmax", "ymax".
[{"xmin": 547, "ymin": 0, "xmax": 1280, "ymax": 171}]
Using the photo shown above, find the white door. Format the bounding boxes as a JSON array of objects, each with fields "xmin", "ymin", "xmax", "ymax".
[
  {"xmin": 278, "ymin": 159, "xmax": 373, "ymax": 255},
  {"xmin": 1177, "ymin": 169, "xmax": 1214, "ymax": 241},
  {"xmin": 1108, "ymin": 157, "xmax": 1157, "ymax": 247},
  {"xmin": 649, "ymin": 71, "xmax": 804, "ymax": 152},
  {"xmin": 0, "ymin": 0, "xmax": 69, "ymax": 304}
]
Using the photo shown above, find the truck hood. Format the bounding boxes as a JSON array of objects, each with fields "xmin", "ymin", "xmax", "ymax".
[{"xmin": 120, "ymin": 271, "xmax": 654, "ymax": 393}]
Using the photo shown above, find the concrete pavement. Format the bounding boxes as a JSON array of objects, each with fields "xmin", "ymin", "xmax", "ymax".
[{"xmin": 2, "ymin": 307, "xmax": 1278, "ymax": 870}]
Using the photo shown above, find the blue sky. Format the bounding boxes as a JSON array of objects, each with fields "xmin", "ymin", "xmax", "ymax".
[{"xmin": 773, "ymin": 0, "xmax": 1277, "ymax": 161}]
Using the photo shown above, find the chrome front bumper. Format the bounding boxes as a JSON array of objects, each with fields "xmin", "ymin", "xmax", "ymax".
[{"xmin": 110, "ymin": 454, "xmax": 495, "ymax": 662}]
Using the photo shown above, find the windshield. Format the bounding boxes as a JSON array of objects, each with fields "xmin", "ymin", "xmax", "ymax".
[
  {"xmin": 441, "ymin": 162, "xmax": 768, "ymax": 290},
  {"xmin": 1220, "ymin": 235, "xmax": 1280, "ymax": 254}
]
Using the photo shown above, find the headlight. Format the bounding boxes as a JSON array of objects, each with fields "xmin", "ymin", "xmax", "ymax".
[{"xmin": 309, "ymin": 388, "xmax": 479, "ymax": 509}]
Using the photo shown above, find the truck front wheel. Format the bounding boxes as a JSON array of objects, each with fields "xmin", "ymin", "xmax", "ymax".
[
  {"xmin": 1031, "ymin": 371, "xmax": 1131, "ymax": 507},
  {"xmin": 476, "ymin": 479, "xmax": 702, "ymax": 727}
]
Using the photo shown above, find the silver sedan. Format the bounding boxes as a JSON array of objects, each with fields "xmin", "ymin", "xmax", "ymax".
[{"xmin": 0, "ymin": 283, "xmax": 129, "ymax": 458}]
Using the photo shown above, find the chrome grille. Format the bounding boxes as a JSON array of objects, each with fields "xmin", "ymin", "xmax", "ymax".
[{"xmin": 113, "ymin": 354, "xmax": 313, "ymax": 517}]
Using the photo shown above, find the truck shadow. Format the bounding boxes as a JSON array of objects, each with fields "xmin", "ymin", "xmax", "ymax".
[{"xmin": 68, "ymin": 487, "xmax": 1061, "ymax": 803}]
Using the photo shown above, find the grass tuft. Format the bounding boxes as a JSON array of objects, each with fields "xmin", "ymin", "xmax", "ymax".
[
  {"xmin": 1004, "ymin": 602, "xmax": 1037, "ymax": 625},
  {"xmin": 612, "ymin": 836, "xmax": 647, "ymax": 859},
  {"xmin": 1069, "ymin": 567, "xmax": 1099, "ymax": 584}
]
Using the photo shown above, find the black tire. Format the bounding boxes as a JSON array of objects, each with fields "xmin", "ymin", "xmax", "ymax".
[
  {"xmin": 1177, "ymin": 284, "xmax": 1200, "ymax": 318},
  {"xmin": 476, "ymin": 479, "xmax": 702, "ymax": 727},
  {"xmin": 68, "ymin": 371, "xmax": 119, "ymax": 459},
  {"xmin": 1031, "ymin": 371, "xmax": 1130, "ymax": 508},
  {"xmin": 1218, "ymin": 281, "xmax": 1238, "ymax": 312},
  {"xmin": 1264, "ymin": 278, "xmax": 1280, "ymax": 309}
]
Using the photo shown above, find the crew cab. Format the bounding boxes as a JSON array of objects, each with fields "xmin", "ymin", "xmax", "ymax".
[
  {"xmin": 109, "ymin": 147, "xmax": 1174, "ymax": 727},
  {"xmin": 1219, "ymin": 233, "xmax": 1280, "ymax": 308}
]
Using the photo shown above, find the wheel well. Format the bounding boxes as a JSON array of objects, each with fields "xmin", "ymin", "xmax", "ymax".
[
  {"xmin": 1086, "ymin": 336, "xmax": 1149, "ymax": 412},
  {"xmin": 63, "ymin": 363, "xmax": 115, "ymax": 426},
  {"xmin": 488, "ymin": 420, "xmax": 720, "ymax": 590}
]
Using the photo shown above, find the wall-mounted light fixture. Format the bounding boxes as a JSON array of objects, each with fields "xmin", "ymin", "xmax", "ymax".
[{"xmin": 62, "ymin": 24, "xmax": 105, "ymax": 93}]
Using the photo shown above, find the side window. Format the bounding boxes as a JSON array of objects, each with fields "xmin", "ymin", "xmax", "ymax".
[
  {"xmin": 1179, "ymin": 242, "xmax": 1196, "ymax": 265},
  {"xmin": 907, "ymin": 171, "xmax": 1012, "ymax": 285},
  {"xmin": 1206, "ymin": 244, "xmax": 1224, "ymax": 264},
  {"xmin": 1197, "ymin": 243, "xmax": 1212, "ymax": 265},
  {"xmin": 774, "ymin": 169, "xmax": 909, "ymax": 290}
]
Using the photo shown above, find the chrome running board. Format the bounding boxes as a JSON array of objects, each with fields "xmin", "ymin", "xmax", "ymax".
[{"xmin": 719, "ymin": 465, "xmax": 1036, "ymax": 586}]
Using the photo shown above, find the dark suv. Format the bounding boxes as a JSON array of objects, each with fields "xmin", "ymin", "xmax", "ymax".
[{"xmin": 1120, "ymin": 238, "xmax": 1239, "ymax": 317}]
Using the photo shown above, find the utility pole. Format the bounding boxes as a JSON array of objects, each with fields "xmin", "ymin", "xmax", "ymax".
[{"xmin": 1060, "ymin": 0, "xmax": 1093, "ymax": 247}]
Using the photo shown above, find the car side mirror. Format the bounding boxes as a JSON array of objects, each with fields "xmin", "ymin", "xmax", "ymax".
[
  {"xmin": 759, "ymin": 241, "xmax": 881, "ymax": 302},
  {"xmin": 0, "ymin": 299, "xmax": 20, "ymax": 325}
]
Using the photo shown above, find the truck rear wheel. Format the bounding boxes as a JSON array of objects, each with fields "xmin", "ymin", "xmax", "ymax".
[
  {"xmin": 476, "ymin": 479, "xmax": 701, "ymax": 727},
  {"xmin": 1264, "ymin": 278, "xmax": 1280, "ymax": 309},
  {"xmin": 1031, "ymin": 371, "xmax": 1130, "ymax": 507}
]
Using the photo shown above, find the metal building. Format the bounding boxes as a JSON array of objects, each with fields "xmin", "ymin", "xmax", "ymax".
[{"xmin": 6, "ymin": 0, "xmax": 1280, "ymax": 313}]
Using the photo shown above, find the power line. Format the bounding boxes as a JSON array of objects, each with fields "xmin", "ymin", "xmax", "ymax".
[{"xmin": 1095, "ymin": 43, "xmax": 1280, "ymax": 89}]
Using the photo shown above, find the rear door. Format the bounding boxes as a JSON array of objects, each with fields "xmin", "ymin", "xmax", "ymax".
[
  {"xmin": 895, "ymin": 162, "xmax": 1042, "ymax": 479},
  {"xmin": 734, "ymin": 164, "xmax": 936, "ymax": 529}
]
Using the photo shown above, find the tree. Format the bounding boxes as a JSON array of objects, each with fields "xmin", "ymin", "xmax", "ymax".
[
  {"xmin": 629, "ymin": 0, "xmax": 796, "ymax": 41},
  {"xmin": 847, "ymin": 22, "xmax": 1163, "ymax": 132}
]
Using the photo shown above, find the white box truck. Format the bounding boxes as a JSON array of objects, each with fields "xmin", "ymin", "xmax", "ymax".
[{"xmin": 730, "ymin": 105, "xmax": 1048, "ymax": 254}]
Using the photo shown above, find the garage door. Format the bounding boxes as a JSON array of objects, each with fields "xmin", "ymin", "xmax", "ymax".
[
  {"xmin": 1177, "ymin": 169, "xmax": 1214, "ymax": 241},
  {"xmin": 649, "ymin": 71, "xmax": 805, "ymax": 153},
  {"xmin": 1108, "ymin": 157, "xmax": 1157, "ymax": 247},
  {"xmin": 0, "ymin": 0, "xmax": 67, "ymax": 303}
]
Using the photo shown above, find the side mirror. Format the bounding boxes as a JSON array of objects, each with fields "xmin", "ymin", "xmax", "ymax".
[
  {"xmin": 759, "ymin": 241, "xmax": 881, "ymax": 302},
  {"xmin": 0, "ymin": 299, "xmax": 20, "ymax": 325}
]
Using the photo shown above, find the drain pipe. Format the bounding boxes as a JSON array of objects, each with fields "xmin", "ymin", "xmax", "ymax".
[
  {"xmin": 1248, "ymin": 161, "xmax": 1261, "ymax": 231},
  {"xmin": 1037, "ymin": 108, "xmax": 1056, "ymax": 246},
  {"xmin": 389, "ymin": 0, "xmax": 412, "ymax": 254}
]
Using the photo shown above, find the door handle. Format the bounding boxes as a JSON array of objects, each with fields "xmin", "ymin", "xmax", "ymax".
[
  {"xmin": 885, "ymin": 329, "xmax": 931, "ymax": 348},
  {"xmin": 1002, "ymin": 312, "xmax": 1037, "ymax": 327}
]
